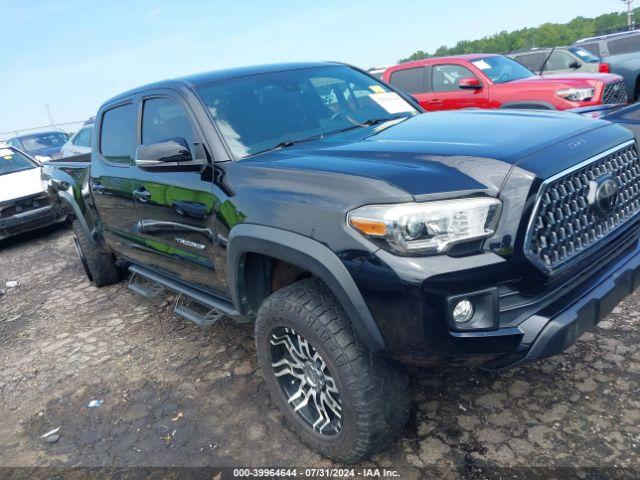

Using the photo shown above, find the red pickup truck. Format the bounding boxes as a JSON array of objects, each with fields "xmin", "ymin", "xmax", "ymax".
[{"xmin": 383, "ymin": 54, "xmax": 627, "ymax": 111}]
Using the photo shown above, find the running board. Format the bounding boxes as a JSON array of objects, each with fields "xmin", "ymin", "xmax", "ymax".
[{"xmin": 128, "ymin": 265, "xmax": 246, "ymax": 325}]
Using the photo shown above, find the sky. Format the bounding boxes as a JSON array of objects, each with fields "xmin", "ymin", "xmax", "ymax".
[{"xmin": 0, "ymin": 0, "xmax": 624, "ymax": 133}]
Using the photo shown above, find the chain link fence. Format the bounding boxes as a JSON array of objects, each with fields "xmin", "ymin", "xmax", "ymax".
[{"xmin": 0, "ymin": 121, "xmax": 87, "ymax": 142}]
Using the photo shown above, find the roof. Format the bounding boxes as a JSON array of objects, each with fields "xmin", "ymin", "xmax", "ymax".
[
  {"xmin": 104, "ymin": 61, "xmax": 344, "ymax": 105},
  {"xmin": 508, "ymin": 46, "xmax": 571, "ymax": 54},
  {"xmin": 574, "ymin": 29, "xmax": 640, "ymax": 44},
  {"xmin": 12, "ymin": 130, "xmax": 66, "ymax": 140},
  {"xmin": 392, "ymin": 53, "xmax": 499, "ymax": 69}
]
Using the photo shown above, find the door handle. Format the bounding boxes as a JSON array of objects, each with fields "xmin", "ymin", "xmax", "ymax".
[{"xmin": 133, "ymin": 189, "xmax": 152, "ymax": 203}]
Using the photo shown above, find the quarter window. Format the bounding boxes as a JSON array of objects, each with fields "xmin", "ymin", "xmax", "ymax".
[
  {"xmin": 100, "ymin": 104, "xmax": 135, "ymax": 165},
  {"xmin": 608, "ymin": 35, "xmax": 640, "ymax": 55},
  {"xmin": 432, "ymin": 64, "xmax": 476, "ymax": 92},
  {"xmin": 142, "ymin": 98, "xmax": 195, "ymax": 148},
  {"xmin": 389, "ymin": 67, "xmax": 426, "ymax": 94}
]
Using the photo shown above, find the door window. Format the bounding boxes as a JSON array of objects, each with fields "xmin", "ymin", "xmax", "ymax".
[
  {"xmin": 546, "ymin": 51, "xmax": 577, "ymax": 70},
  {"xmin": 432, "ymin": 65, "xmax": 476, "ymax": 92},
  {"xmin": 578, "ymin": 43, "xmax": 601, "ymax": 57},
  {"xmin": 514, "ymin": 53, "xmax": 547, "ymax": 71},
  {"xmin": 100, "ymin": 103, "xmax": 135, "ymax": 164},
  {"xmin": 389, "ymin": 67, "xmax": 426, "ymax": 94},
  {"xmin": 142, "ymin": 97, "xmax": 195, "ymax": 148}
]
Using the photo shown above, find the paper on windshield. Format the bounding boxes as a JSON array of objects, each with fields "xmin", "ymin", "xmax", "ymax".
[
  {"xmin": 369, "ymin": 85, "xmax": 386, "ymax": 94},
  {"xmin": 369, "ymin": 92, "xmax": 414, "ymax": 114},
  {"xmin": 0, "ymin": 149, "xmax": 13, "ymax": 159},
  {"xmin": 471, "ymin": 59, "xmax": 491, "ymax": 70}
]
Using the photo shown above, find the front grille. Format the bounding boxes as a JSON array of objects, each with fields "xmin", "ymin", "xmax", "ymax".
[
  {"xmin": 602, "ymin": 80, "xmax": 628, "ymax": 104},
  {"xmin": 0, "ymin": 193, "xmax": 50, "ymax": 219},
  {"xmin": 526, "ymin": 141, "xmax": 640, "ymax": 272}
]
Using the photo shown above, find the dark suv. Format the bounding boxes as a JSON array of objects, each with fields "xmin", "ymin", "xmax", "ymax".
[{"xmin": 43, "ymin": 62, "xmax": 640, "ymax": 462}]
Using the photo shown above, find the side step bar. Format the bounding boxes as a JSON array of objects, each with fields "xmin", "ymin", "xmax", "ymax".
[{"xmin": 128, "ymin": 264, "xmax": 246, "ymax": 326}]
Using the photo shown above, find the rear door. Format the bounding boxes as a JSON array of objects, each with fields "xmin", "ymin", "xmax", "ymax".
[
  {"xmin": 91, "ymin": 101, "xmax": 148, "ymax": 263},
  {"xmin": 426, "ymin": 63, "xmax": 490, "ymax": 111},
  {"xmin": 130, "ymin": 93, "xmax": 228, "ymax": 295},
  {"xmin": 387, "ymin": 66, "xmax": 431, "ymax": 108}
]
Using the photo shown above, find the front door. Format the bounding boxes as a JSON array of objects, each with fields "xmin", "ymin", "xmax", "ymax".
[
  {"xmin": 131, "ymin": 95, "xmax": 228, "ymax": 295},
  {"xmin": 423, "ymin": 63, "xmax": 490, "ymax": 111}
]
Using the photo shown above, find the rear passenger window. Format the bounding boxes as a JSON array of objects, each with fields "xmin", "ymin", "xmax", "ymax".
[
  {"xmin": 100, "ymin": 104, "xmax": 134, "ymax": 164},
  {"xmin": 389, "ymin": 68, "xmax": 425, "ymax": 94},
  {"xmin": 142, "ymin": 98, "xmax": 194, "ymax": 147},
  {"xmin": 514, "ymin": 53, "xmax": 547, "ymax": 71},
  {"xmin": 608, "ymin": 36, "xmax": 640, "ymax": 55}
]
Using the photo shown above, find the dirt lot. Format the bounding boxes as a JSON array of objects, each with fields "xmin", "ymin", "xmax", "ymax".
[{"xmin": 1, "ymin": 225, "xmax": 639, "ymax": 478}]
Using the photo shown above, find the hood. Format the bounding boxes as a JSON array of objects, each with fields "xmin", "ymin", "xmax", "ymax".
[
  {"xmin": 242, "ymin": 110, "xmax": 611, "ymax": 197},
  {"xmin": 0, "ymin": 167, "xmax": 44, "ymax": 203},
  {"xmin": 512, "ymin": 72, "xmax": 621, "ymax": 86}
]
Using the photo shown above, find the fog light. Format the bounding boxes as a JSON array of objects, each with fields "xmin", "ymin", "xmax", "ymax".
[{"xmin": 452, "ymin": 299, "xmax": 474, "ymax": 323}]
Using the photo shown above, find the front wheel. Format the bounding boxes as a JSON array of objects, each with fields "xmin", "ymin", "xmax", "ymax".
[
  {"xmin": 72, "ymin": 220, "xmax": 121, "ymax": 287},
  {"xmin": 255, "ymin": 278, "xmax": 409, "ymax": 463}
]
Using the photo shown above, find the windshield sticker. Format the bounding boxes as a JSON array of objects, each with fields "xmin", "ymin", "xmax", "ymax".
[
  {"xmin": 0, "ymin": 149, "xmax": 13, "ymax": 158},
  {"xmin": 471, "ymin": 59, "xmax": 491, "ymax": 70},
  {"xmin": 574, "ymin": 49, "xmax": 590, "ymax": 58},
  {"xmin": 369, "ymin": 85, "xmax": 386, "ymax": 94},
  {"xmin": 369, "ymin": 92, "xmax": 414, "ymax": 114}
]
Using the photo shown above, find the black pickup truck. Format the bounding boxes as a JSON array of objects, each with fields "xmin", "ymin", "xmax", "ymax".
[{"xmin": 43, "ymin": 62, "xmax": 640, "ymax": 462}]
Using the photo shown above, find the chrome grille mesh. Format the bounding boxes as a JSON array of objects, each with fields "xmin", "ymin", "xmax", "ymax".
[
  {"xmin": 602, "ymin": 80, "xmax": 628, "ymax": 104},
  {"xmin": 526, "ymin": 142, "xmax": 640, "ymax": 270}
]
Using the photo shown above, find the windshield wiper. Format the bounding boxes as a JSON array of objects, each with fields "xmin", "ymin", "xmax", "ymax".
[
  {"xmin": 251, "ymin": 135, "xmax": 324, "ymax": 156},
  {"xmin": 324, "ymin": 114, "xmax": 413, "ymax": 137}
]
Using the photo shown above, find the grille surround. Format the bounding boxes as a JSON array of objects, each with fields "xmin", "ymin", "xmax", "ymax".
[
  {"xmin": 524, "ymin": 140, "xmax": 640, "ymax": 274},
  {"xmin": 602, "ymin": 80, "xmax": 628, "ymax": 104}
]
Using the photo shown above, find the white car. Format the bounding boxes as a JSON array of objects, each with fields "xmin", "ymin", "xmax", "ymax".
[
  {"xmin": 60, "ymin": 124, "xmax": 92, "ymax": 157},
  {"xmin": 0, "ymin": 144, "xmax": 67, "ymax": 240}
]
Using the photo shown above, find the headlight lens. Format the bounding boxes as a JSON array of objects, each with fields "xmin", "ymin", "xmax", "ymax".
[
  {"xmin": 556, "ymin": 87, "xmax": 595, "ymax": 102},
  {"xmin": 348, "ymin": 197, "xmax": 502, "ymax": 256}
]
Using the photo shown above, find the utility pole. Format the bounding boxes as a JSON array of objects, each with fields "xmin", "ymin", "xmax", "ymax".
[
  {"xmin": 44, "ymin": 103, "xmax": 55, "ymax": 126},
  {"xmin": 622, "ymin": 0, "xmax": 634, "ymax": 30}
]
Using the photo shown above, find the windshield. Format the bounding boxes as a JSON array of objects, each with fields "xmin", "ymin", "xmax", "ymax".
[
  {"xmin": 470, "ymin": 56, "xmax": 535, "ymax": 83},
  {"xmin": 569, "ymin": 47, "xmax": 600, "ymax": 63},
  {"xmin": 19, "ymin": 132, "xmax": 67, "ymax": 152},
  {"xmin": 0, "ymin": 147, "xmax": 37, "ymax": 176},
  {"xmin": 196, "ymin": 66, "xmax": 418, "ymax": 158}
]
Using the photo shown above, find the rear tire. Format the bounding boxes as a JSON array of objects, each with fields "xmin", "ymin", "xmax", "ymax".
[
  {"xmin": 255, "ymin": 278, "xmax": 410, "ymax": 463},
  {"xmin": 72, "ymin": 220, "xmax": 121, "ymax": 287}
]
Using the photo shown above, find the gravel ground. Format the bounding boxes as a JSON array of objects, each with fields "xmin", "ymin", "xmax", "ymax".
[{"xmin": 1, "ymin": 225, "xmax": 639, "ymax": 479}]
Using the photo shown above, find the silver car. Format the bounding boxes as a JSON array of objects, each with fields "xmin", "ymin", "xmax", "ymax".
[
  {"xmin": 60, "ymin": 124, "xmax": 92, "ymax": 157},
  {"xmin": 508, "ymin": 46, "xmax": 602, "ymax": 75}
]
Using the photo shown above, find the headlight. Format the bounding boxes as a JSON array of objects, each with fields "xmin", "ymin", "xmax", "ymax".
[
  {"xmin": 348, "ymin": 197, "xmax": 502, "ymax": 256},
  {"xmin": 556, "ymin": 88, "xmax": 595, "ymax": 102}
]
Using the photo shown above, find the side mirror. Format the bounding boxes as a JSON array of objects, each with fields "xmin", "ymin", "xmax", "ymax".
[
  {"xmin": 458, "ymin": 77, "xmax": 483, "ymax": 90},
  {"xmin": 135, "ymin": 137, "xmax": 204, "ymax": 169},
  {"xmin": 569, "ymin": 61, "xmax": 581, "ymax": 69}
]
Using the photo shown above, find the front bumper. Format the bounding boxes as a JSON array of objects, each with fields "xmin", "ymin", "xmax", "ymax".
[
  {"xmin": 485, "ymin": 240, "xmax": 640, "ymax": 369},
  {"xmin": 0, "ymin": 205, "xmax": 64, "ymax": 240},
  {"xmin": 351, "ymin": 231, "xmax": 640, "ymax": 368}
]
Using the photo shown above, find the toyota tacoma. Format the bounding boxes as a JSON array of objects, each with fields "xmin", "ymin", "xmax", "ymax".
[{"xmin": 43, "ymin": 62, "xmax": 640, "ymax": 462}]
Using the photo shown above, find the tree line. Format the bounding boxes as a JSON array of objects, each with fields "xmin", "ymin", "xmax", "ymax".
[{"xmin": 399, "ymin": 8, "xmax": 640, "ymax": 63}]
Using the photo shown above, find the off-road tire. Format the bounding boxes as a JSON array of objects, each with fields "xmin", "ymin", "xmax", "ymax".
[
  {"xmin": 72, "ymin": 220, "xmax": 120, "ymax": 287},
  {"xmin": 255, "ymin": 278, "xmax": 410, "ymax": 463}
]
